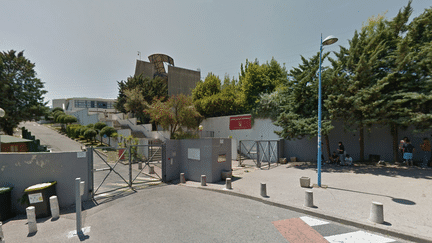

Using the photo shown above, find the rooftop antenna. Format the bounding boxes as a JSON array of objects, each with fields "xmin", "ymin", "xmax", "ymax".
[{"xmin": 137, "ymin": 51, "xmax": 141, "ymax": 60}]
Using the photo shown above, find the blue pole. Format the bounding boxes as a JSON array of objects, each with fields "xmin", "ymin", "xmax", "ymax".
[{"xmin": 318, "ymin": 34, "xmax": 323, "ymax": 187}]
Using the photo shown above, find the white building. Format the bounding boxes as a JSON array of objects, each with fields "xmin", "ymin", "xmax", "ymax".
[{"xmin": 52, "ymin": 97, "xmax": 118, "ymax": 126}]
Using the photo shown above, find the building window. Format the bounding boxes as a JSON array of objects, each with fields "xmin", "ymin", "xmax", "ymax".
[
  {"xmin": 97, "ymin": 102, "xmax": 107, "ymax": 108},
  {"xmin": 74, "ymin": 100, "xmax": 87, "ymax": 108}
]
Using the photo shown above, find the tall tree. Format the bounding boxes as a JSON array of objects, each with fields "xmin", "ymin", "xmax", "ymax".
[
  {"xmin": 192, "ymin": 73, "xmax": 245, "ymax": 118},
  {"xmin": 0, "ymin": 50, "xmax": 48, "ymax": 134},
  {"xmin": 274, "ymin": 52, "xmax": 334, "ymax": 159},
  {"xmin": 145, "ymin": 94, "xmax": 202, "ymax": 138},
  {"xmin": 115, "ymin": 74, "xmax": 167, "ymax": 123}
]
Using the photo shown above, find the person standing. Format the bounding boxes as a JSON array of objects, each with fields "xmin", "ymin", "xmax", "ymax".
[
  {"xmin": 337, "ymin": 142, "xmax": 345, "ymax": 165},
  {"xmin": 419, "ymin": 138, "xmax": 431, "ymax": 168},
  {"xmin": 399, "ymin": 137, "xmax": 408, "ymax": 162},
  {"xmin": 403, "ymin": 139, "xmax": 415, "ymax": 166}
]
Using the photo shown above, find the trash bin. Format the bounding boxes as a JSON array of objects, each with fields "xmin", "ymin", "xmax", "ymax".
[
  {"xmin": 24, "ymin": 181, "xmax": 57, "ymax": 218},
  {"xmin": 0, "ymin": 187, "xmax": 13, "ymax": 221}
]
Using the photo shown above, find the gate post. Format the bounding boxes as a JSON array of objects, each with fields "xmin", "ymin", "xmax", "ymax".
[
  {"xmin": 161, "ymin": 143, "xmax": 167, "ymax": 183},
  {"xmin": 88, "ymin": 146, "xmax": 94, "ymax": 198},
  {"xmin": 239, "ymin": 141, "xmax": 242, "ymax": 166},
  {"xmin": 128, "ymin": 146, "xmax": 132, "ymax": 187},
  {"xmin": 257, "ymin": 141, "xmax": 261, "ymax": 168}
]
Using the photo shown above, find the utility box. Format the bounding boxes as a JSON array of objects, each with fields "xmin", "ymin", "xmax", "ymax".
[
  {"xmin": 300, "ymin": 177, "xmax": 310, "ymax": 188},
  {"xmin": 0, "ymin": 187, "xmax": 13, "ymax": 221},
  {"xmin": 24, "ymin": 181, "xmax": 57, "ymax": 218}
]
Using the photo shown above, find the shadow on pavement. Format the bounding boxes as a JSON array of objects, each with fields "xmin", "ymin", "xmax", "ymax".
[
  {"xmin": 287, "ymin": 162, "xmax": 432, "ymax": 179},
  {"xmin": 326, "ymin": 186, "xmax": 416, "ymax": 205}
]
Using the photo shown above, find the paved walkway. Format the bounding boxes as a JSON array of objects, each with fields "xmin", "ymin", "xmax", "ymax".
[{"xmin": 181, "ymin": 160, "xmax": 432, "ymax": 242}]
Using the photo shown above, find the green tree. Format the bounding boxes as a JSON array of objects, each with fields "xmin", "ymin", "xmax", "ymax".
[
  {"xmin": 192, "ymin": 73, "xmax": 246, "ymax": 118},
  {"xmin": 100, "ymin": 126, "xmax": 117, "ymax": 145},
  {"xmin": 239, "ymin": 58, "xmax": 288, "ymax": 111},
  {"xmin": 115, "ymin": 74, "xmax": 168, "ymax": 123},
  {"xmin": 0, "ymin": 50, "xmax": 48, "ymax": 134},
  {"xmin": 52, "ymin": 107, "xmax": 64, "ymax": 113},
  {"xmin": 146, "ymin": 94, "xmax": 202, "ymax": 138},
  {"xmin": 274, "ymin": 52, "xmax": 334, "ymax": 159},
  {"xmin": 84, "ymin": 128, "xmax": 97, "ymax": 142},
  {"xmin": 124, "ymin": 88, "xmax": 148, "ymax": 123}
]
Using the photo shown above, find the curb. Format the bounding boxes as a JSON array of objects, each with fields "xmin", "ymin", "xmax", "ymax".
[{"xmin": 190, "ymin": 185, "xmax": 431, "ymax": 243}]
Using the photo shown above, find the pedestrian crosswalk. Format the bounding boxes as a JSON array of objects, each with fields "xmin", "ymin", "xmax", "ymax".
[{"xmin": 273, "ymin": 216, "xmax": 402, "ymax": 243}]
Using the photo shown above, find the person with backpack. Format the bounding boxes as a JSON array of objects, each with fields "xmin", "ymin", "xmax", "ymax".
[{"xmin": 403, "ymin": 139, "xmax": 415, "ymax": 166}]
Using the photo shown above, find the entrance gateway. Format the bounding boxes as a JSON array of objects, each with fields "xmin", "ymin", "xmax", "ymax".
[{"xmin": 88, "ymin": 143, "xmax": 166, "ymax": 197}]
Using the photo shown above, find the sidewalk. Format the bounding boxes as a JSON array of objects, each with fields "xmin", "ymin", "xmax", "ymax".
[{"xmin": 181, "ymin": 160, "xmax": 432, "ymax": 242}]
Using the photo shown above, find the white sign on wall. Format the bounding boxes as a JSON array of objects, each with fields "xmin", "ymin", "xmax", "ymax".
[
  {"xmin": 77, "ymin": 152, "xmax": 86, "ymax": 158},
  {"xmin": 188, "ymin": 148, "xmax": 200, "ymax": 160},
  {"xmin": 28, "ymin": 193, "xmax": 43, "ymax": 204}
]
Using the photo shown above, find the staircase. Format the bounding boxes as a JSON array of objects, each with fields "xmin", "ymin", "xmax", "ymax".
[{"xmin": 148, "ymin": 139, "xmax": 163, "ymax": 161}]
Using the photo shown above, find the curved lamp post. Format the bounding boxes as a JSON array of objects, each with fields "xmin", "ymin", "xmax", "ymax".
[
  {"xmin": 0, "ymin": 108, "xmax": 5, "ymax": 152},
  {"xmin": 317, "ymin": 35, "xmax": 338, "ymax": 187}
]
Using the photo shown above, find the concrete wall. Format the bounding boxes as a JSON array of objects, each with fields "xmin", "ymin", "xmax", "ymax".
[
  {"xmin": 200, "ymin": 115, "xmax": 432, "ymax": 162},
  {"xmin": 167, "ymin": 65, "xmax": 200, "ymax": 96},
  {"xmin": 69, "ymin": 109, "xmax": 99, "ymax": 126},
  {"xmin": 164, "ymin": 138, "xmax": 232, "ymax": 183},
  {"xmin": 134, "ymin": 60, "xmax": 155, "ymax": 78},
  {"xmin": 0, "ymin": 151, "xmax": 91, "ymax": 214}
]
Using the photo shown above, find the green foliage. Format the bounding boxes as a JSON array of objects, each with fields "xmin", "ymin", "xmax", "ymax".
[
  {"xmin": 66, "ymin": 124, "xmax": 82, "ymax": 138},
  {"xmin": 63, "ymin": 115, "xmax": 77, "ymax": 124},
  {"xmin": 239, "ymin": 58, "xmax": 288, "ymax": 111},
  {"xmin": 94, "ymin": 122, "xmax": 107, "ymax": 132},
  {"xmin": 115, "ymin": 74, "xmax": 167, "ymax": 123},
  {"xmin": 145, "ymin": 94, "xmax": 202, "ymax": 137},
  {"xmin": 193, "ymin": 74, "xmax": 246, "ymax": 118},
  {"xmin": 274, "ymin": 52, "xmax": 334, "ymax": 141},
  {"xmin": 84, "ymin": 128, "xmax": 97, "ymax": 142},
  {"xmin": 0, "ymin": 50, "xmax": 48, "ymax": 134},
  {"xmin": 100, "ymin": 126, "xmax": 116, "ymax": 137},
  {"xmin": 52, "ymin": 107, "xmax": 64, "ymax": 113}
]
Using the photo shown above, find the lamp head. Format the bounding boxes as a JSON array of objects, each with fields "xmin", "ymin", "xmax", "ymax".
[
  {"xmin": 0, "ymin": 108, "xmax": 4, "ymax": 118},
  {"xmin": 322, "ymin": 35, "xmax": 338, "ymax": 46}
]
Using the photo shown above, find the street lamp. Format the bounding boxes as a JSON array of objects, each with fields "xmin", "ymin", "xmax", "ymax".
[
  {"xmin": 317, "ymin": 34, "xmax": 338, "ymax": 187},
  {"xmin": 0, "ymin": 108, "xmax": 5, "ymax": 152}
]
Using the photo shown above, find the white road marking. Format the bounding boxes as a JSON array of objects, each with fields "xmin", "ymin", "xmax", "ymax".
[{"xmin": 300, "ymin": 216, "xmax": 330, "ymax": 227}]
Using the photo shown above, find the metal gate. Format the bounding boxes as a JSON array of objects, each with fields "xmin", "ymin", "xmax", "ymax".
[
  {"xmin": 89, "ymin": 144, "xmax": 166, "ymax": 197},
  {"xmin": 239, "ymin": 140, "xmax": 281, "ymax": 169}
]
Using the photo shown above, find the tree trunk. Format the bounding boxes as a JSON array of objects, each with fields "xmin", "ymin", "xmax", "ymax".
[
  {"xmin": 324, "ymin": 134, "xmax": 331, "ymax": 160},
  {"xmin": 391, "ymin": 123, "xmax": 399, "ymax": 162},
  {"xmin": 359, "ymin": 125, "xmax": 364, "ymax": 162}
]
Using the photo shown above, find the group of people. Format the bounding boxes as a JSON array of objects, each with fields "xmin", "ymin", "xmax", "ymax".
[
  {"xmin": 321, "ymin": 138, "xmax": 432, "ymax": 167},
  {"xmin": 399, "ymin": 137, "xmax": 431, "ymax": 168},
  {"xmin": 327, "ymin": 142, "xmax": 353, "ymax": 166}
]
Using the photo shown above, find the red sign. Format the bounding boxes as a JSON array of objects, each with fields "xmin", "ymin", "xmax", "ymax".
[{"xmin": 230, "ymin": 115, "xmax": 252, "ymax": 130}]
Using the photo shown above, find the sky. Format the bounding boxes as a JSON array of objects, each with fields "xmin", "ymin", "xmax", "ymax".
[{"xmin": 1, "ymin": 0, "xmax": 431, "ymax": 107}]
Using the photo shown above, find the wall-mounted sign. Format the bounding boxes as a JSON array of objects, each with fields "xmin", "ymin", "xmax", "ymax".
[
  {"xmin": 188, "ymin": 148, "xmax": 200, "ymax": 160},
  {"xmin": 229, "ymin": 115, "xmax": 252, "ymax": 130},
  {"xmin": 218, "ymin": 154, "xmax": 226, "ymax": 163},
  {"xmin": 77, "ymin": 152, "xmax": 86, "ymax": 158},
  {"xmin": 28, "ymin": 193, "xmax": 43, "ymax": 204}
]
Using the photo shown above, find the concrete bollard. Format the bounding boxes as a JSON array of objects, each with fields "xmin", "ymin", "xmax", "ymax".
[
  {"xmin": 201, "ymin": 175, "xmax": 207, "ymax": 186},
  {"xmin": 49, "ymin": 195, "xmax": 60, "ymax": 219},
  {"xmin": 369, "ymin": 201, "xmax": 384, "ymax": 224},
  {"xmin": 138, "ymin": 162, "xmax": 143, "ymax": 170},
  {"xmin": 304, "ymin": 190, "xmax": 314, "ymax": 207},
  {"xmin": 26, "ymin": 206, "xmax": 37, "ymax": 234},
  {"xmin": 149, "ymin": 166, "xmax": 155, "ymax": 174},
  {"xmin": 180, "ymin": 173, "xmax": 186, "ymax": 183},
  {"xmin": 260, "ymin": 183, "xmax": 267, "ymax": 197},
  {"xmin": 226, "ymin": 178, "xmax": 232, "ymax": 189},
  {"xmin": 0, "ymin": 222, "xmax": 4, "ymax": 243}
]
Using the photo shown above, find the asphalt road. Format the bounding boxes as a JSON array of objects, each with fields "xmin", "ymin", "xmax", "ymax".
[
  {"xmin": 9, "ymin": 121, "xmax": 411, "ymax": 242},
  {"xmin": 19, "ymin": 121, "xmax": 82, "ymax": 152},
  {"xmin": 1, "ymin": 185, "xmax": 411, "ymax": 242}
]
